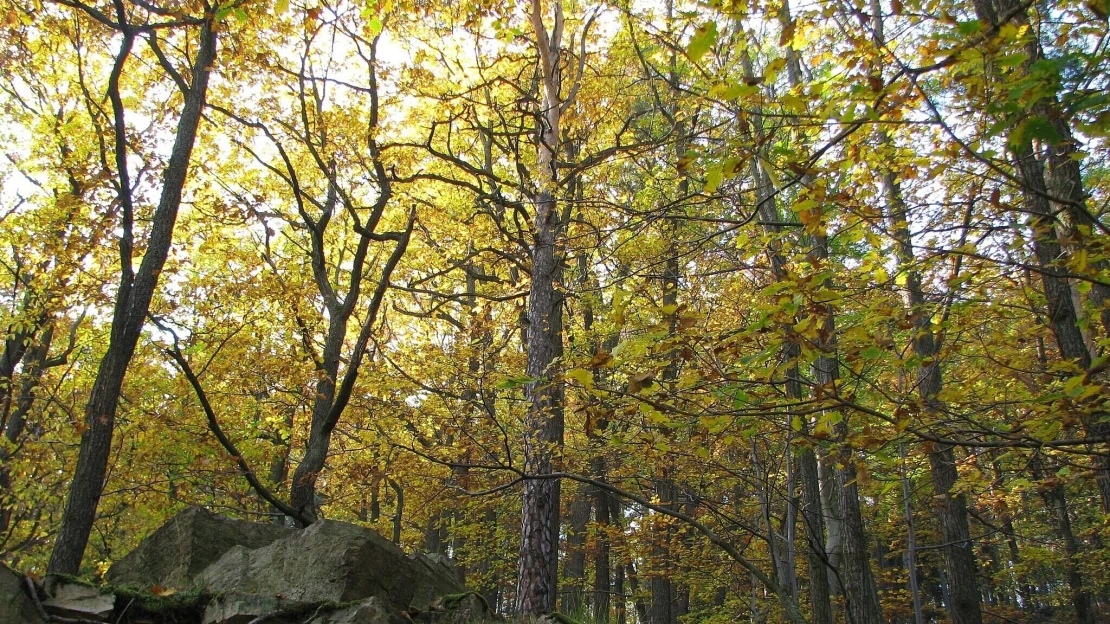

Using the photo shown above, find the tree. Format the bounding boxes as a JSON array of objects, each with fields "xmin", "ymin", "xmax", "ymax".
[{"xmin": 48, "ymin": 0, "xmax": 218, "ymax": 575}]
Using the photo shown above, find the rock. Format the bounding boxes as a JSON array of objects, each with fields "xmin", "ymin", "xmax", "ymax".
[
  {"xmin": 194, "ymin": 519, "xmax": 423, "ymax": 607},
  {"xmin": 409, "ymin": 553, "xmax": 466, "ymax": 610},
  {"xmin": 0, "ymin": 563, "xmax": 43, "ymax": 624},
  {"xmin": 306, "ymin": 597, "xmax": 401, "ymax": 624},
  {"xmin": 42, "ymin": 578, "xmax": 115, "ymax": 622},
  {"xmin": 107, "ymin": 506, "xmax": 292, "ymax": 589},
  {"xmin": 107, "ymin": 509, "xmax": 472, "ymax": 622},
  {"xmin": 202, "ymin": 591, "xmax": 305, "ymax": 624},
  {"xmin": 422, "ymin": 593, "xmax": 493, "ymax": 624}
]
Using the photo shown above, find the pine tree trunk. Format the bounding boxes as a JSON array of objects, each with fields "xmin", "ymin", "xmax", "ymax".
[{"xmin": 516, "ymin": 0, "xmax": 568, "ymax": 611}]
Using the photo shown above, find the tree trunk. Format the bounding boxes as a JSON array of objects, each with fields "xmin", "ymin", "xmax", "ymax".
[
  {"xmin": 288, "ymin": 313, "xmax": 346, "ymax": 521},
  {"xmin": 900, "ymin": 444, "xmax": 925, "ymax": 624},
  {"xmin": 390, "ymin": 478, "xmax": 403, "ymax": 545},
  {"xmin": 562, "ymin": 482, "xmax": 591, "ymax": 615},
  {"xmin": 870, "ymin": 0, "xmax": 984, "ymax": 615},
  {"xmin": 650, "ymin": 480, "xmax": 676, "ymax": 624},
  {"xmin": 593, "ymin": 461, "xmax": 611, "ymax": 624},
  {"xmin": 517, "ymin": 0, "xmax": 568, "ymax": 613},
  {"xmin": 977, "ymin": 0, "xmax": 1110, "ymax": 513},
  {"xmin": 819, "ymin": 455, "xmax": 843, "ymax": 603},
  {"xmin": 881, "ymin": 170, "xmax": 983, "ymax": 624},
  {"xmin": 49, "ymin": 20, "xmax": 217, "ymax": 575}
]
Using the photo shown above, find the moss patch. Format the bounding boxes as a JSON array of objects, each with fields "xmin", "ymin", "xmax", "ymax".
[{"xmin": 110, "ymin": 585, "xmax": 211, "ymax": 623}]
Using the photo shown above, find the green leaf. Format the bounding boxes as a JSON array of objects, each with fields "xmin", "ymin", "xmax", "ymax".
[
  {"xmin": 275, "ymin": 0, "xmax": 289, "ymax": 14},
  {"xmin": 497, "ymin": 375, "xmax": 540, "ymax": 389},
  {"xmin": 368, "ymin": 17, "xmax": 383, "ymax": 36},
  {"xmin": 955, "ymin": 19, "xmax": 982, "ymax": 35},
  {"xmin": 705, "ymin": 166, "xmax": 723, "ymax": 193},
  {"xmin": 1063, "ymin": 374, "xmax": 1085, "ymax": 398},
  {"xmin": 687, "ymin": 22, "xmax": 718, "ymax": 62},
  {"xmin": 759, "ymin": 157, "xmax": 781, "ymax": 190},
  {"xmin": 860, "ymin": 346, "xmax": 883, "ymax": 360},
  {"xmin": 1008, "ymin": 117, "xmax": 1061, "ymax": 151}
]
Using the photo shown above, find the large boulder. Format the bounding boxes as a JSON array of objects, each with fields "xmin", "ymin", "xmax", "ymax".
[
  {"xmin": 0, "ymin": 563, "xmax": 43, "ymax": 624},
  {"xmin": 410, "ymin": 553, "xmax": 466, "ymax": 610},
  {"xmin": 107, "ymin": 506, "xmax": 292, "ymax": 589},
  {"xmin": 193, "ymin": 519, "xmax": 458, "ymax": 609}
]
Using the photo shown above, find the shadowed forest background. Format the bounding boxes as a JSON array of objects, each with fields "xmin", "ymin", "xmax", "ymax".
[{"xmin": 1, "ymin": 0, "xmax": 1110, "ymax": 621}]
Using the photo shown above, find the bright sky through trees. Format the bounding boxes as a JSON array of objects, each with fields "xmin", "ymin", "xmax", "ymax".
[{"xmin": 1, "ymin": 0, "xmax": 1109, "ymax": 621}]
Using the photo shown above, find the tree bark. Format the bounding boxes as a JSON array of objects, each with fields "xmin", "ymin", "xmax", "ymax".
[
  {"xmin": 978, "ymin": 0, "xmax": 1110, "ymax": 514},
  {"xmin": 870, "ymin": 2, "xmax": 984, "ymax": 618},
  {"xmin": 880, "ymin": 151, "xmax": 982, "ymax": 624},
  {"xmin": 562, "ymin": 482, "xmax": 591, "ymax": 615},
  {"xmin": 516, "ymin": 0, "xmax": 569, "ymax": 614},
  {"xmin": 593, "ymin": 462, "xmax": 611, "ymax": 624},
  {"xmin": 48, "ymin": 18, "xmax": 217, "ymax": 575}
]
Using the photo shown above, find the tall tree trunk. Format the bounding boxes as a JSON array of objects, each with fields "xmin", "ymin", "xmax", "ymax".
[
  {"xmin": 739, "ymin": 45, "xmax": 808, "ymax": 622},
  {"xmin": 593, "ymin": 460, "xmax": 611, "ymax": 624},
  {"xmin": 1042, "ymin": 475, "xmax": 1092, "ymax": 622},
  {"xmin": 900, "ymin": 444, "xmax": 925, "ymax": 624},
  {"xmin": 833, "ymin": 454, "xmax": 883, "ymax": 624},
  {"xmin": 49, "ymin": 19, "xmax": 218, "ymax": 575},
  {"xmin": 870, "ymin": 3, "xmax": 984, "ymax": 620},
  {"xmin": 807, "ymin": 128, "xmax": 884, "ymax": 624},
  {"xmin": 766, "ymin": 8, "xmax": 836, "ymax": 617},
  {"xmin": 517, "ymin": 0, "xmax": 570, "ymax": 613},
  {"xmin": 390, "ymin": 478, "xmax": 403, "ymax": 545},
  {"xmin": 880, "ymin": 141, "xmax": 982, "ymax": 624},
  {"xmin": 650, "ymin": 479, "xmax": 676, "ymax": 624},
  {"xmin": 976, "ymin": 0, "xmax": 1110, "ymax": 513},
  {"xmin": 819, "ymin": 455, "xmax": 843, "ymax": 604},
  {"xmin": 562, "ymin": 482, "xmax": 591, "ymax": 615},
  {"xmin": 289, "ymin": 314, "xmax": 346, "ymax": 520}
]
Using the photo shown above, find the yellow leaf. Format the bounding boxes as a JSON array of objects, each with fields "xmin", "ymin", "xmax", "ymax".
[{"xmin": 566, "ymin": 368, "xmax": 594, "ymax": 391}]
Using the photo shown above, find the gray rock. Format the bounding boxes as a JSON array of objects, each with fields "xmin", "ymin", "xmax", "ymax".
[
  {"xmin": 194, "ymin": 519, "xmax": 421, "ymax": 607},
  {"xmin": 409, "ymin": 553, "xmax": 466, "ymax": 610},
  {"xmin": 41, "ymin": 579, "xmax": 114, "ymax": 622},
  {"xmin": 107, "ymin": 506, "xmax": 292, "ymax": 589},
  {"xmin": 424, "ymin": 593, "xmax": 493, "ymax": 624},
  {"xmin": 202, "ymin": 591, "xmax": 304, "ymax": 624},
  {"xmin": 0, "ymin": 563, "xmax": 43, "ymax": 624},
  {"xmin": 306, "ymin": 597, "xmax": 401, "ymax": 624}
]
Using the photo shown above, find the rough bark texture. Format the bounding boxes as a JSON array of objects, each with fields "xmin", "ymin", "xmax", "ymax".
[
  {"xmin": 798, "ymin": 446, "xmax": 830, "ymax": 624},
  {"xmin": 289, "ymin": 313, "xmax": 346, "ymax": 520},
  {"xmin": 649, "ymin": 480, "xmax": 675, "ymax": 624},
  {"xmin": 813, "ymin": 183, "xmax": 883, "ymax": 624},
  {"xmin": 869, "ymin": 0, "xmax": 985, "ymax": 612},
  {"xmin": 1037, "ymin": 473, "xmax": 1093, "ymax": 623},
  {"xmin": 984, "ymin": 0, "xmax": 1110, "ymax": 516},
  {"xmin": 592, "ymin": 465, "xmax": 611, "ymax": 624},
  {"xmin": 48, "ymin": 20, "xmax": 217, "ymax": 575},
  {"xmin": 516, "ymin": 184, "xmax": 565, "ymax": 615},
  {"xmin": 833, "ymin": 458, "xmax": 883, "ymax": 624},
  {"xmin": 819, "ymin": 455, "xmax": 843, "ymax": 601},
  {"xmin": 561, "ymin": 483, "xmax": 590, "ymax": 614},
  {"xmin": 882, "ymin": 170, "xmax": 983, "ymax": 624},
  {"xmin": 516, "ymin": 0, "xmax": 568, "ymax": 613}
]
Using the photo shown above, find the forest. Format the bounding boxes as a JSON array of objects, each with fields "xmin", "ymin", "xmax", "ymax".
[{"xmin": 0, "ymin": 0, "xmax": 1109, "ymax": 621}]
